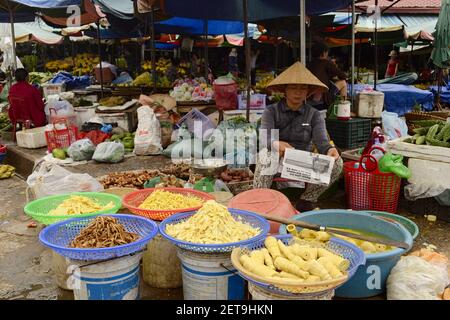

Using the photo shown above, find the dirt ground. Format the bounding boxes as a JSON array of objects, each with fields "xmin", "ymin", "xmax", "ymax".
[{"xmin": 0, "ymin": 151, "xmax": 449, "ymax": 300}]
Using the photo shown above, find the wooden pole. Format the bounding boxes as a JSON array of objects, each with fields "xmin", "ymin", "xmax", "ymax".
[
  {"xmin": 150, "ymin": 7, "xmax": 157, "ymax": 92},
  {"xmin": 299, "ymin": 0, "xmax": 306, "ymax": 63},
  {"xmin": 351, "ymin": 0, "xmax": 356, "ymax": 103},
  {"xmin": 96, "ymin": 22, "xmax": 104, "ymax": 99},
  {"xmin": 374, "ymin": 0, "xmax": 379, "ymax": 90},
  {"xmin": 204, "ymin": 20, "xmax": 209, "ymax": 80},
  {"xmin": 8, "ymin": 7, "xmax": 17, "ymax": 70},
  {"xmin": 243, "ymin": 0, "xmax": 251, "ymax": 122}
]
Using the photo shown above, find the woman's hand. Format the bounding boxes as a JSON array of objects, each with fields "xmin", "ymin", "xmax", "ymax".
[
  {"xmin": 272, "ymin": 141, "xmax": 293, "ymax": 157},
  {"xmin": 327, "ymin": 147, "xmax": 340, "ymax": 160}
]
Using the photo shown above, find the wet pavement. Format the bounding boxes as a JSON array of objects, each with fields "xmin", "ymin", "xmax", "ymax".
[{"xmin": 0, "ymin": 146, "xmax": 449, "ymax": 300}]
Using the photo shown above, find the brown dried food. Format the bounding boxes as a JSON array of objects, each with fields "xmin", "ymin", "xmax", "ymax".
[
  {"xmin": 69, "ymin": 216, "xmax": 140, "ymax": 248},
  {"xmin": 99, "ymin": 170, "xmax": 160, "ymax": 189}
]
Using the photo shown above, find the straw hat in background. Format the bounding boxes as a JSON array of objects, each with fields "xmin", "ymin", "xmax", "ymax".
[
  {"xmin": 266, "ymin": 61, "xmax": 328, "ymax": 94},
  {"xmin": 388, "ymin": 50, "xmax": 398, "ymax": 57}
]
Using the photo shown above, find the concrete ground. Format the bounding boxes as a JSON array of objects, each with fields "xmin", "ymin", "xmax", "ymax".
[{"xmin": 0, "ymin": 144, "xmax": 449, "ymax": 300}]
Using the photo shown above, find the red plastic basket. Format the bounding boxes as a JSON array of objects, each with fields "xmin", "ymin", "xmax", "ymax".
[
  {"xmin": 213, "ymin": 83, "xmax": 238, "ymax": 110},
  {"xmin": 343, "ymin": 147, "xmax": 402, "ymax": 213},
  {"xmin": 45, "ymin": 121, "xmax": 79, "ymax": 152},
  {"xmin": 122, "ymin": 187, "xmax": 215, "ymax": 221}
]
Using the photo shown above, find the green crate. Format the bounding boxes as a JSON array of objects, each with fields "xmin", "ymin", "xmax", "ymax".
[{"xmin": 326, "ymin": 118, "xmax": 372, "ymax": 149}]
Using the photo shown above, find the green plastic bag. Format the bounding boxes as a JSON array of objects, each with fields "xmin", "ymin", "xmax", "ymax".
[{"xmin": 378, "ymin": 153, "xmax": 411, "ymax": 179}]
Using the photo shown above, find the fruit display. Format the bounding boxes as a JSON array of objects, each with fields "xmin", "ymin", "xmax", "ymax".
[
  {"xmin": 404, "ymin": 122, "xmax": 450, "ymax": 148},
  {"xmin": 132, "ymin": 72, "xmax": 152, "ymax": 86},
  {"xmin": 255, "ymin": 73, "xmax": 274, "ymax": 92},
  {"xmin": 0, "ymin": 165, "xmax": 15, "ymax": 179},
  {"xmin": 99, "ymin": 96, "xmax": 126, "ymax": 107},
  {"xmin": 0, "ymin": 113, "xmax": 12, "ymax": 132},
  {"xmin": 142, "ymin": 57, "xmax": 172, "ymax": 74},
  {"xmin": 29, "ymin": 72, "xmax": 53, "ymax": 85},
  {"xmin": 45, "ymin": 54, "xmax": 99, "ymax": 75},
  {"xmin": 170, "ymin": 77, "xmax": 214, "ymax": 102},
  {"xmin": 21, "ymin": 55, "xmax": 38, "ymax": 72},
  {"xmin": 115, "ymin": 56, "xmax": 128, "ymax": 69}
]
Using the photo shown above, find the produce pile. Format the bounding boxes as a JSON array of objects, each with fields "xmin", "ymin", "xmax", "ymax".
[
  {"xmin": 0, "ymin": 165, "xmax": 15, "ymax": 179},
  {"xmin": 0, "ymin": 113, "xmax": 12, "ymax": 132},
  {"xmin": 220, "ymin": 168, "xmax": 253, "ymax": 183},
  {"xmin": 45, "ymin": 54, "xmax": 99, "ymax": 75},
  {"xmin": 128, "ymin": 71, "xmax": 171, "ymax": 88},
  {"xmin": 145, "ymin": 175, "xmax": 185, "ymax": 188},
  {"xmin": 237, "ymin": 236, "xmax": 349, "ymax": 283},
  {"xmin": 288, "ymin": 227, "xmax": 394, "ymax": 254},
  {"xmin": 160, "ymin": 163, "xmax": 191, "ymax": 180},
  {"xmin": 165, "ymin": 200, "xmax": 260, "ymax": 244},
  {"xmin": 255, "ymin": 74, "xmax": 274, "ymax": 92},
  {"xmin": 48, "ymin": 195, "xmax": 115, "ymax": 216},
  {"xmin": 107, "ymin": 132, "xmax": 135, "ymax": 152},
  {"xmin": 404, "ymin": 121, "xmax": 450, "ymax": 148},
  {"xmin": 170, "ymin": 78, "xmax": 214, "ymax": 102},
  {"xmin": 138, "ymin": 189, "xmax": 203, "ymax": 211},
  {"xmin": 52, "ymin": 148, "xmax": 68, "ymax": 160},
  {"xmin": 142, "ymin": 58, "xmax": 190, "ymax": 78},
  {"xmin": 99, "ymin": 96, "xmax": 126, "ymax": 107},
  {"xmin": 69, "ymin": 216, "xmax": 140, "ymax": 248},
  {"xmin": 99, "ymin": 170, "xmax": 162, "ymax": 189},
  {"xmin": 29, "ymin": 72, "xmax": 53, "ymax": 85}
]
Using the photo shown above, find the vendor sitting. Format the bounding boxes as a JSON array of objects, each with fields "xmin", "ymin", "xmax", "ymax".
[
  {"xmin": 8, "ymin": 68, "xmax": 46, "ymax": 128},
  {"xmin": 254, "ymin": 62, "xmax": 343, "ymax": 212}
]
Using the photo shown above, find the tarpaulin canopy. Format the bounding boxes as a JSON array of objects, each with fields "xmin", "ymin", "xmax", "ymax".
[
  {"xmin": 42, "ymin": 0, "xmax": 104, "ymax": 28},
  {"xmin": 2, "ymin": 0, "xmax": 81, "ymax": 8},
  {"xmin": 155, "ymin": 17, "xmax": 244, "ymax": 35},
  {"xmin": 0, "ymin": 21, "xmax": 63, "ymax": 44},
  {"xmin": 431, "ymin": 0, "xmax": 450, "ymax": 68},
  {"xmin": 85, "ymin": 26, "xmax": 143, "ymax": 39},
  {"xmin": 161, "ymin": 0, "xmax": 355, "ymax": 21}
]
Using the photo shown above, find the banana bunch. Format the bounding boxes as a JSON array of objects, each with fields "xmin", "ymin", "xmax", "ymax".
[
  {"xmin": 0, "ymin": 113, "xmax": 11, "ymax": 132},
  {"xmin": 255, "ymin": 75, "xmax": 274, "ymax": 92},
  {"xmin": 133, "ymin": 72, "xmax": 152, "ymax": 86},
  {"xmin": 116, "ymin": 56, "xmax": 128, "ymax": 69},
  {"xmin": 0, "ymin": 165, "xmax": 15, "ymax": 179},
  {"xmin": 141, "ymin": 58, "xmax": 172, "ymax": 73},
  {"xmin": 157, "ymin": 76, "xmax": 172, "ymax": 88}
]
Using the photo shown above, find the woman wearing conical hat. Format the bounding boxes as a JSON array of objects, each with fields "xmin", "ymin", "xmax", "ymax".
[{"xmin": 253, "ymin": 62, "xmax": 343, "ymax": 212}]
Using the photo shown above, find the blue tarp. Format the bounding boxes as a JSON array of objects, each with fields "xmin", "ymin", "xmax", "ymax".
[
  {"xmin": 430, "ymin": 86, "xmax": 450, "ymax": 104},
  {"xmin": 155, "ymin": 42, "xmax": 179, "ymax": 50},
  {"xmin": 351, "ymin": 84, "xmax": 434, "ymax": 116},
  {"xmin": 85, "ymin": 27, "xmax": 143, "ymax": 39},
  {"xmin": 155, "ymin": 17, "xmax": 244, "ymax": 35},
  {"xmin": 162, "ymin": 0, "xmax": 354, "ymax": 21},
  {"xmin": 10, "ymin": 0, "xmax": 81, "ymax": 8},
  {"xmin": 0, "ymin": 0, "xmax": 83, "ymax": 22},
  {"xmin": 50, "ymin": 71, "xmax": 91, "ymax": 90}
]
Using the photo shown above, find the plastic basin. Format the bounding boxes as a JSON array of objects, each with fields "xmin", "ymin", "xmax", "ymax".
[
  {"xmin": 279, "ymin": 209, "xmax": 413, "ymax": 298},
  {"xmin": 362, "ymin": 210, "xmax": 419, "ymax": 240}
]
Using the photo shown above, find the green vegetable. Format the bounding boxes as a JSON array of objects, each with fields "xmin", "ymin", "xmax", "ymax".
[
  {"xmin": 416, "ymin": 136, "xmax": 426, "ymax": 145},
  {"xmin": 412, "ymin": 127, "xmax": 430, "ymax": 135},
  {"xmin": 411, "ymin": 120, "xmax": 446, "ymax": 127},
  {"xmin": 426, "ymin": 137, "xmax": 450, "ymax": 148},
  {"xmin": 52, "ymin": 148, "xmax": 67, "ymax": 160},
  {"xmin": 403, "ymin": 138, "xmax": 412, "ymax": 143},
  {"xmin": 426, "ymin": 124, "xmax": 440, "ymax": 140},
  {"xmin": 441, "ymin": 123, "xmax": 450, "ymax": 142}
]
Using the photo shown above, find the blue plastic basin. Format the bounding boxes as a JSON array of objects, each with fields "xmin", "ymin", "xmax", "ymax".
[{"xmin": 279, "ymin": 209, "xmax": 413, "ymax": 298}]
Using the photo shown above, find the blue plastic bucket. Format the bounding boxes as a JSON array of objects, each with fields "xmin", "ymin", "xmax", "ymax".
[
  {"xmin": 177, "ymin": 249, "xmax": 245, "ymax": 300},
  {"xmin": 279, "ymin": 209, "xmax": 413, "ymax": 298},
  {"xmin": 68, "ymin": 253, "xmax": 142, "ymax": 300}
]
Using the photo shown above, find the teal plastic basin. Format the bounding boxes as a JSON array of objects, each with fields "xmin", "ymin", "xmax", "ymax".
[{"xmin": 279, "ymin": 209, "xmax": 414, "ymax": 298}]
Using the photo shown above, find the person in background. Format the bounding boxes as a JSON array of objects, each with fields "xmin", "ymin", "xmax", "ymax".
[
  {"xmin": 250, "ymin": 48, "xmax": 260, "ymax": 85},
  {"xmin": 8, "ymin": 68, "xmax": 46, "ymax": 128},
  {"xmin": 228, "ymin": 48, "xmax": 239, "ymax": 78},
  {"xmin": 307, "ymin": 42, "xmax": 348, "ymax": 109},
  {"xmin": 385, "ymin": 50, "xmax": 399, "ymax": 78}
]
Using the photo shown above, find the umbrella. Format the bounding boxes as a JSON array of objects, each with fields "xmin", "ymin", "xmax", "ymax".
[
  {"xmin": 431, "ymin": 0, "xmax": 450, "ymax": 69},
  {"xmin": 431, "ymin": 0, "xmax": 450, "ymax": 109}
]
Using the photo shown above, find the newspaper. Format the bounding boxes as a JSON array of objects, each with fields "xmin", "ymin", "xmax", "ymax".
[{"xmin": 281, "ymin": 149, "xmax": 335, "ymax": 185}]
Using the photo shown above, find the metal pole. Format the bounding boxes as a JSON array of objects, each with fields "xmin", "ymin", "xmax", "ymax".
[
  {"xmin": 150, "ymin": 7, "xmax": 157, "ymax": 92},
  {"xmin": 374, "ymin": 0, "xmax": 378, "ymax": 90},
  {"xmin": 204, "ymin": 20, "xmax": 209, "ymax": 80},
  {"xmin": 96, "ymin": 22, "xmax": 104, "ymax": 98},
  {"xmin": 275, "ymin": 26, "xmax": 279, "ymax": 74},
  {"xmin": 9, "ymin": 7, "xmax": 17, "ymax": 70},
  {"xmin": 299, "ymin": 0, "xmax": 306, "ymax": 63},
  {"xmin": 351, "ymin": 0, "xmax": 356, "ymax": 103},
  {"xmin": 243, "ymin": 0, "xmax": 251, "ymax": 122}
]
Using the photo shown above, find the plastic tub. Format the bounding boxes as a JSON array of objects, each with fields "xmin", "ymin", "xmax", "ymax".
[
  {"xmin": 278, "ymin": 209, "xmax": 413, "ymax": 298},
  {"xmin": 363, "ymin": 210, "xmax": 419, "ymax": 240},
  {"xmin": 67, "ymin": 253, "xmax": 142, "ymax": 300},
  {"xmin": 177, "ymin": 249, "xmax": 245, "ymax": 300}
]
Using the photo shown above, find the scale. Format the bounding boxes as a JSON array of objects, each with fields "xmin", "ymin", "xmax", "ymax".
[{"xmin": 191, "ymin": 159, "xmax": 228, "ymax": 193}]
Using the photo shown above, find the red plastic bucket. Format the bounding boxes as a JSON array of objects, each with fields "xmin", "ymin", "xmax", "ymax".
[{"xmin": 213, "ymin": 83, "xmax": 238, "ymax": 110}]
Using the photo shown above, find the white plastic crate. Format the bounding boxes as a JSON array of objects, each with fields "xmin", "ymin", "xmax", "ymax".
[
  {"xmin": 223, "ymin": 110, "xmax": 264, "ymax": 124},
  {"xmin": 16, "ymin": 126, "xmax": 47, "ymax": 149},
  {"xmin": 42, "ymin": 83, "xmax": 66, "ymax": 98},
  {"xmin": 356, "ymin": 91, "xmax": 384, "ymax": 118},
  {"xmin": 238, "ymin": 93, "xmax": 266, "ymax": 110}
]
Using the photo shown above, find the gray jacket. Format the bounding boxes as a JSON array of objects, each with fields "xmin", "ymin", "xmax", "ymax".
[{"xmin": 260, "ymin": 100, "xmax": 333, "ymax": 155}]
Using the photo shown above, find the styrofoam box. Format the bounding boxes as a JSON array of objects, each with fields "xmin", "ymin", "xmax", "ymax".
[
  {"xmin": 42, "ymin": 83, "xmax": 66, "ymax": 98},
  {"xmin": 238, "ymin": 94, "xmax": 266, "ymax": 110},
  {"xmin": 388, "ymin": 137, "xmax": 450, "ymax": 164},
  {"xmin": 16, "ymin": 127, "xmax": 47, "ymax": 149},
  {"xmin": 95, "ymin": 112, "xmax": 138, "ymax": 132},
  {"xmin": 356, "ymin": 91, "xmax": 384, "ymax": 118},
  {"xmin": 223, "ymin": 110, "xmax": 264, "ymax": 123},
  {"xmin": 408, "ymin": 158, "xmax": 450, "ymax": 189}
]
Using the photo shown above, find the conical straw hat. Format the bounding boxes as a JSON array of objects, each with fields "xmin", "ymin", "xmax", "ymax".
[{"xmin": 267, "ymin": 61, "xmax": 328, "ymax": 93}]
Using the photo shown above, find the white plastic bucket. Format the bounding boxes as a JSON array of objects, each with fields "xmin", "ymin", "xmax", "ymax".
[
  {"xmin": 67, "ymin": 253, "xmax": 142, "ymax": 300},
  {"xmin": 248, "ymin": 283, "xmax": 334, "ymax": 300},
  {"xmin": 51, "ymin": 251, "xmax": 72, "ymax": 291},
  {"xmin": 177, "ymin": 249, "xmax": 245, "ymax": 300}
]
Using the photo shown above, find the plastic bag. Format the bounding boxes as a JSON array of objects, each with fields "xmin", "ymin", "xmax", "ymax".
[
  {"xmin": 92, "ymin": 142, "xmax": 124, "ymax": 163},
  {"xmin": 162, "ymin": 138, "xmax": 205, "ymax": 159},
  {"xmin": 381, "ymin": 111, "xmax": 408, "ymax": 140},
  {"xmin": 45, "ymin": 100, "xmax": 75, "ymax": 117},
  {"xmin": 387, "ymin": 255, "xmax": 449, "ymax": 300},
  {"xmin": 26, "ymin": 161, "xmax": 103, "ymax": 199},
  {"xmin": 67, "ymin": 139, "xmax": 96, "ymax": 161},
  {"xmin": 134, "ymin": 106, "xmax": 162, "ymax": 155}
]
